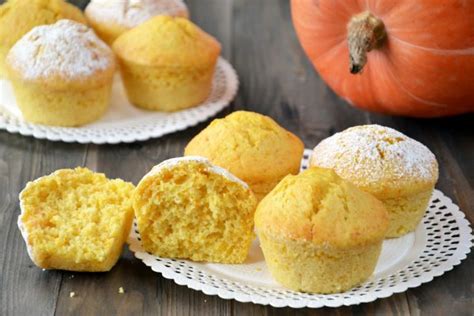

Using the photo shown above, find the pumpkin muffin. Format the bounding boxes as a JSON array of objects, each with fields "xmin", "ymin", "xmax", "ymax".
[
  {"xmin": 0, "ymin": 0, "xmax": 86, "ymax": 78},
  {"xmin": 113, "ymin": 16, "xmax": 221, "ymax": 111},
  {"xmin": 184, "ymin": 111, "xmax": 305, "ymax": 201},
  {"xmin": 310, "ymin": 125, "xmax": 439, "ymax": 238},
  {"xmin": 6, "ymin": 20, "xmax": 115, "ymax": 126},
  {"xmin": 133, "ymin": 157, "xmax": 257, "ymax": 263},
  {"xmin": 18, "ymin": 168, "xmax": 135, "ymax": 272},
  {"xmin": 255, "ymin": 167, "xmax": 389, "ymax": 293},
  {"xmin": 85, "ymin": 0, "xmax": 189, "ymax": 45}
]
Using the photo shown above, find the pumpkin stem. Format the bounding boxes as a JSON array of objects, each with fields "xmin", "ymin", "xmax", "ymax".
[{"xmin": 347, "ymin": 11, "xmax": 386, "ymax": 74}]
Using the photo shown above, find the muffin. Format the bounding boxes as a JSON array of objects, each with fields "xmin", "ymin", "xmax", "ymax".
[
  {"xmin": 85, "ymin": 0, "xmax": 189, "ymax": 45},
  {"xmin": 6, "ymin": 20, "xmax": 115, "ymax": 126},
  {"xmin": 113, "ymin": 16, "xmax": 221, "ymax": 111},
  {"xmin": 0, "ymin": 0, "xmax": 87, "ymax": 78},
  {"xmin": 255, "ymin": 167, "xmax": 389, "ymax": 293},
  {"xmin": 184, "ymin": 111, "xmax": 305, "ymax": 201},
  {"xmin": 310, "ymin": 125, "xmax": 439, "ymax": 238},
  {"xmin": 18, "ymin": 168, "xmax": 135, "ymax": 272},
  {"xmin": 133, "ymin": 157, "xmax": 257, "ymax": 263}
]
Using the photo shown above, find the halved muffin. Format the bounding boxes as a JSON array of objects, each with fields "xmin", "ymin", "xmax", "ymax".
[
  {"xmin": 133, "ymin": 157, "xmax": 257, "ymax": 263},
  {"xmin": 18, "ymin": 168, "xmax": 134, "ymax": 272}
]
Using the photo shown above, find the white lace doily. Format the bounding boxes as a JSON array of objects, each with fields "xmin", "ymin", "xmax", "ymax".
[
  {"xmin": 128, "ymin": 150, "xmax": 473, "ymax": 308},
  {"xmin": 0, "ymin": 57, "xmax": 238, "ymax": 144}
]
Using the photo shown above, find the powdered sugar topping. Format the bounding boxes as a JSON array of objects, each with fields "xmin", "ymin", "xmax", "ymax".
[
  {"xmin": 86, "ymin": 0, "xmax": 189, "ymax": 28},
  {"xmin": 145, "ymin": 156, "xmax": 249, "ymax": 189},
  {"xmin": 311, "ymin": 125, "xmax": 438, "ymax": 184},
  {"xmin": 7, "ymin": 20, "xmax": 114, "ymax": 81}
]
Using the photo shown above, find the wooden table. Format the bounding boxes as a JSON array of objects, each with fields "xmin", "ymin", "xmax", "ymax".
[{"xmin": 1, "ymin": 1, "xmax": 472, "ymax": 315}]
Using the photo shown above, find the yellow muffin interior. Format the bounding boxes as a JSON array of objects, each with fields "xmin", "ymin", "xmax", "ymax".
[
  {"xmin": 19, "ymin": 168, "xmax": 135, "ymax": 272},
  {"xmin": 0, "ymin": 0, "xmax": 86, "ymax": 77},
  {"xmin": 185, "ymin": 111, "xmax": 305, "ymax": 201},
  {"xmin": 255, "ymin": 167, "xmax": 388, "ymax": 293},
  {"xmin": 133, "ymin": 160, "xmax": 257, "ymax": 263}
]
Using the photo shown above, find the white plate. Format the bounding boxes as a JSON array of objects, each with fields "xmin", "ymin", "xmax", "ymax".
[
  {"xmin": 0, "ymin": 57, "xmax": 238, "ymax": 144},
  {"xmin": 128, "ymin": 150, "xmax": 473, "ymax": 308}
]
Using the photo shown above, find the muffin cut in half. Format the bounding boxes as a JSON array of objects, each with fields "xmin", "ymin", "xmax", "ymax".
[
  {"xmin": 310, "ymin": 125, "xmax": 439, "ymax": 238},
  {"xmin": 18, "ymin": 168, "xmax": 135, "ymax": 272},
  {"xmin": 6, "ymin": 19, "xmax": 115, "ymax": 126},
  {"xmin": 133, "ymin": 157, "xmax": 257, "ymax": 263},
  {"xmin": 85, "ymin": 0, "xmax": 189, "ymax": 45},
  {"xmin": 255, "ymin": 167, "xmax": 389, "ymax": 294},
  {"xmin": 185, "ymin": 111, "xmax": 305, "ymax": 201},
  {"xmin": 113, "ymin": 16, "xmax": 221, "ymax": 111}
]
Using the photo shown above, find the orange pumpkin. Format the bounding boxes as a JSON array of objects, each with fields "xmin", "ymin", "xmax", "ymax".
[{"xmin": 291, "ymin": 0, "xmax": 474, "ymax": 117}]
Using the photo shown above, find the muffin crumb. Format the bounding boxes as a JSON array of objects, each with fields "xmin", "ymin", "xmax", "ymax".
[
  {"xmin": 69, "ymin": 292, "xmax": 76, "ymax": 298},
  {"xmin": 118, "ymin": 287, "xmax": 125, "ymax": 294}
]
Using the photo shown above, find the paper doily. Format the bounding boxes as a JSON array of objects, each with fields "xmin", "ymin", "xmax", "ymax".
[
  {"xmin": 0, "ymin": 57, "xmax": 238, "ymax": 144},
  {"xmin": 128, "ymin": 150, "xmax": 473, "ymax": 308}
]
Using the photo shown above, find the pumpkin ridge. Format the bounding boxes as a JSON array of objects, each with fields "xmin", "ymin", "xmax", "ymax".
[
  {"xmin": 384, "ymin": 65, "xmax": 448, "ymax": 108},
  {"xmin": 389, "ymin": 35, "xmax": 474, "ymax": 56}
]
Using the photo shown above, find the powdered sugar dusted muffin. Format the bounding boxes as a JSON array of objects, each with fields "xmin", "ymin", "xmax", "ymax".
[
  {"xmin": 85, "ymin": 0, "xmax": 189, "ymax": 44},
  {"xmin": 133, "ymin": 156, "xmax": 257, "ymax": 263},
  {"xmin": 0, "ymin": 0, "xmax": 87, "ymax": 78},
  {"xmin": 6, "ymin": 20, "xmax": 115, "ymax": 126},
  {"xmin": 310, "ymin": 125, "xmax": 439, "ymax": 237}
]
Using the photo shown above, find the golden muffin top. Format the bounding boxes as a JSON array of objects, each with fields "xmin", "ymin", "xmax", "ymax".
[
  {"xmin": 113, "ymin": 15, "xmax": 221, "ymax": 68},
  {"xmin": 310, "ymin": 125, "xmax": 439, "ymax": 198},
  {"xmin": 0, "ymin": 0, "xmax": 86, "ymax": 53},
  {"xmin": 85, "ymin": 0, "xmax": 189, "ymax": 29},
  {"xmin": 6, "ymin": 19, "xmax": 115, "ymax": 89},
  {"xmin": 255, "ymin": 167, "xmax": 389, "ymax": 249},
  {"xmin": 184, "ymin": 111, "xmax": 305, "ymax": 185}
]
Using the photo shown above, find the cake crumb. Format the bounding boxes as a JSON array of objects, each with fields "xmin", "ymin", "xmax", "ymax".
[
  {"xmin": 256, "ymin": 268, "xmax": 262, "ymax": 272},
  {"xmin": 69, "ymin": 292, "xmax": 76, "ymax": 298},
  {"xmin": 118, "ymin": 287, "xmax": 125, "ymax": 294}
]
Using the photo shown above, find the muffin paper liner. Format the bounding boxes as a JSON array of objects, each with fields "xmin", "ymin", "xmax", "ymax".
[
  {"xmin": 128, "ymin": 150, "xmax": 473, "ymax": 308},
  {"xmin": 0, "ymin": 57, "xmax": 238, "ymax": 144}
]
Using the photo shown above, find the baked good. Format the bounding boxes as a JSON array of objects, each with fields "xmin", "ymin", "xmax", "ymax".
[
  {"xmin": 113, "ymin": 16, "xmax": 221, "ymax": 111},
  {"xmin": 85, "ymin": 0, "xmax": 189, "ymax": 45},
  {"xmin": 18, "ymin": 168, "xmax": 135, "ymax": 272},
  {"xmin": 255, "ymin": 167, "xmax": 389, "ymax": 293},
  {"xmin": 310, "ymin": 125, "xmax": 439, "ymax": 238},
  {"xmin": 6, "ymin": 20, "xmax": 115, "ymax": 126},
  {"xmin": 184, "ymin": 111, "xmax": 305, "ymax": 201},
  {"xmin": 132, "ymin": 157, "xmax": 257, "ymax": 263},
  {"xmin": 0, "ymin": 0, "xmax": 86, "ymax": 78}
]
